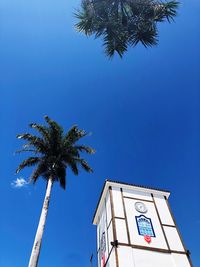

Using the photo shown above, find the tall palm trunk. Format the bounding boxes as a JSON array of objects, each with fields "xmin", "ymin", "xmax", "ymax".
[{"xmin": 28, "ymin": 177, "xmax": 53, "ymax": 267}]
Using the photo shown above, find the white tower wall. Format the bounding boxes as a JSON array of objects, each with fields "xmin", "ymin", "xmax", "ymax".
[{"xmin": 93, "ymin": 180, "xmax": 192, "ymax": 267}]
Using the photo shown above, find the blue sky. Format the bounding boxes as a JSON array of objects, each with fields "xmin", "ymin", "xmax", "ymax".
[{"xmin": 0, "ymin": 0, "xmax": 200, "ymax": 266}]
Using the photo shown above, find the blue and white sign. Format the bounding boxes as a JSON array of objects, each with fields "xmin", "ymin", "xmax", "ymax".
[{"xmin": 135, "ymin": 215, "xmax": 156, "ymax": 237}]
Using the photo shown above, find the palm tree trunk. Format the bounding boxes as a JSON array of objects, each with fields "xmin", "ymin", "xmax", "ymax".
[{"xmin": 28, "ymin": 177, "xmax": 53, "ymax": 267}]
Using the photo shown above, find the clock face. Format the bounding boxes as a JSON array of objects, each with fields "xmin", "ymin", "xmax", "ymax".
[{"xmin": 135, "ymin": 202, "xmax": 148, "ymax": 213}]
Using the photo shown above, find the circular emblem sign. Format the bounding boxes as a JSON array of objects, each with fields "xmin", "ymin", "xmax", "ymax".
[{"xmin": 135, "ymin": 202, "xmax": 148, "ymax": 213}]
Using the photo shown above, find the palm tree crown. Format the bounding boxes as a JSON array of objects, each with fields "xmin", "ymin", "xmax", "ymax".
[
  {"xmin": 75, "ymin": 0, "xmax": 179, "ymax": 57},
  {"xmin": 16, "ymin": 116, "xmax": 95, "ymax": 189}
]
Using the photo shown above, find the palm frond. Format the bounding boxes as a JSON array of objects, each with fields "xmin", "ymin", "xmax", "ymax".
[
  {"xmin": 103, "ymin": 28, "xmax": 128, "ymax": 58},
  {"xmin": 163, "ymin": 1, "xmax": 179, "ymax": 22},
  {"xmin": 30, "ymin": 162, "xmax": 47, "ymax": 183},
  {"xmin": 16, "ymin": 157, "xmax": 41, "ymax": 173},
  {"xmin": 64, "ymin": 125, "xmax": 88, "ymax": 145},
  {"xmin": 67, "ymin": 159, "xmax": 79, "ymax": 175},
  {"xmin": 44, "ymin": 116, "xmax": 63, "ymax": 142},
  {"xmin": 16, "ymin": 133, "xmax": 47, "ymax": 153},
  {"xmin": 29, "ymin": 123, "xmax": 50, "ymax": 142},
  {"xmin": 130, "ymin": 24, "xmax": 158, "ymax": 47},
  {"xmin": 15, "ymin": 149, "xmax": 38, "ymax": 154},
  {"xmin": 79, "ymin": 159, "xmax": 93, "ymax": 173},
  {"xmin": 75, "ymin": 145, "xmax": 95, "ymax": 154},
  {"xmin": 75, "ymin": 4, "xmax": 95, "ymax": 36},
  {"xmin": 56, "ymin": 166, "xmax": 66, "ymax": 189},
  {"xmin": 44, "ymin": 116, "xmax": 63, "ymax": 134}
]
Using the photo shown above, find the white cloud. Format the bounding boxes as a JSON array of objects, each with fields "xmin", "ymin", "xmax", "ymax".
[{"xmin": 11, "ymin": 178, "xmax": 28, "ymax": 188}]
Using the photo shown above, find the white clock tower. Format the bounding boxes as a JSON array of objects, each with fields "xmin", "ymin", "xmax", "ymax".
[{"xmin": 93, "ymin": 180, "xmax": 193, "ymax": 267}]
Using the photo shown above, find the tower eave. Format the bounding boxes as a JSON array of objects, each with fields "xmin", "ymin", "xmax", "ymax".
[{"xmin": 93, "ymin": 179, "xmax": 171, "ymax": 225}]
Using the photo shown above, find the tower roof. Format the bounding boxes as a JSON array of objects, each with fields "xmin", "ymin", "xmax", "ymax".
[{"xmin": 93, "ymin": 179, "xmax": 170, "ymax": 225}]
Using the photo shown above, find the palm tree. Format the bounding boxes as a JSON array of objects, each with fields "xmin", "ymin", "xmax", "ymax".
[
  {"xmin": 16, "ymin": 116, "xmax": 95, "ymax": 267},
  {"xmin": 75, "ymin": 0, "xmax": 179, "ymax": 57}
]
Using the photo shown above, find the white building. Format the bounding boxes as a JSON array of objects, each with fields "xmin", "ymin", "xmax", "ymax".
[{"xmin": 93, "ymin": 180, "xmax": 193, "ymax": 267}]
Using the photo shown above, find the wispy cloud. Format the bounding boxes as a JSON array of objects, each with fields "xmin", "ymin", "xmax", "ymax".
[{"xmin": 11, "ymin": 178, "xmax": 29, "ymax": 188}]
